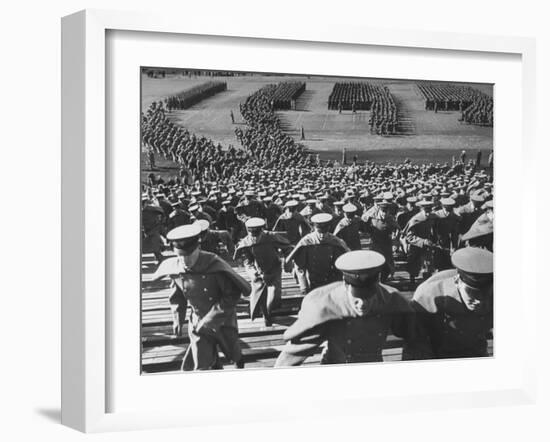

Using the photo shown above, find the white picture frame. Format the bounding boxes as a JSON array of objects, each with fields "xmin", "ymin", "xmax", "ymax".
[{"xmin": 61, "ymin": 9, "xmax": 537, "ymax": 433}]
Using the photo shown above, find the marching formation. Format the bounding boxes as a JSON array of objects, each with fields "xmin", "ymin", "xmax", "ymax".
[
  {"xmin": 142, "ymin": 102, "xmax": 247, "ymax": 181},
  {"xmin": 268, "ymin": 81, "xmax": 306, "ymax": 110},
  {"xmin": 416, "ymin": 82, "xmax": 494, "ymax": 127},
  {"xmin": 460, "ymin": 96, "xmax": 494, "ymax": 126},
  {"xmin": 368, "ymin": 87, "xmax": 398, "ymax": 135},
  {"xmin": 164, "ymin": 81, "xmax": 227, "ymax": 111},
  {"xmin": 328, "ymin": 82, "xmax": 399, "ymax": 135},
  {"xmin": 328, "ymin": 82, "xmax": 380, "ymax": 110}
]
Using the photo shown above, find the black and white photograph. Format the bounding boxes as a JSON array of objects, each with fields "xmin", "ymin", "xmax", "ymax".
[{"xmin": 140, "ymin": 68, "xmax": 494, "ymax": 374}]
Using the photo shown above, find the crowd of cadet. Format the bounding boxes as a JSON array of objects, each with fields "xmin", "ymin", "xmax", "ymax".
[{"xmin": 144, "ymin": 156, "xmax": 494, "ymax": 371}]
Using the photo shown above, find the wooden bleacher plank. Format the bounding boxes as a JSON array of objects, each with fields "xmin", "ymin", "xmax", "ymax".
[{"xmin": 142, "ymin": 322, "xmax": 293, "ymax": 346}]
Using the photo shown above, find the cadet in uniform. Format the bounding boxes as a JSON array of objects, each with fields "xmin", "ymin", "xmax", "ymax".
[
  {"xmin": 285, "ymin": 213, "xmax": 350, "ymax": 294},
  {"xmin": 406, "ymin": 247, "xmax": 493, "ymax": 359},
  {"xmin": 272, "ymin": 200, "xmax": 311, "ymax": 245},
  {"xmin": 274, "ymin": 250, "xmax": 415, "ymax": 366},
  {"xmin": 433, "ymin": 197, "xmax": 461, "ymax": 270},
  {"xmin": 155, "ymin": 193, "xmax": 173, "ymax": 218},
  {"xmin": 362, "ymin": 200, "xmax": 399, "ymax": 282},
  {"xmin": 396, "ymin": 196, "xmax": 418, "ymax": 231},
  {"xmin": 461, "ymin": 200, "xmax": 493, "ymax": 251},
  {"xmin": 189, "ymin": 203, "xmax": 213, "ymax": 224},
  {"xmin": 142, "ymin": 202, "xmax": 166, "ymax": 264},
  {"xmin": 396, "ymin": 196, "xmax": 418, "ymax": 255},
  {"xmin": 234, "ymin": 218, "xmax": 293, "ymax": 326},
  {"xmin": 330, "ymin": 201, "xmax": 345, "ymax": 231},
  {"xmin": 334, "ymin": 203, "xmax": 365, "ymax": 251},
  {"xmin": 262, "ymin": 196, "xmax": 283, "ymax": 230},
  {"xmin": 216, "ymin": 199, "xmax": 246, "ymax": 244},
  {"xmin": 455, "ymin": 189, "xmax": 487, "ymax": 235},
  {"xmin": 403, "ymin": 200, "xmax": 438, "ymax": 284},
  {"xmin": 166, "ymin": 201, "xmax": 191, "ymax": 231},
  {"xmin": 300, "ymin": 198, "xmax": 321, "ymax": 223},
  {"xmin": 239, "ymin": 190, "xmax": 266, "ymax": 219},
  {"xmin": 152, "ymin": 224, "xmax": 251, "ymax": 370},
  {"xmin": 194, "ymin": 219, "xmax": 235, "ymax": 258}
]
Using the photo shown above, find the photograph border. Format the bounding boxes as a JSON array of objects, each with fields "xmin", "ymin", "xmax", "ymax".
[{"xmin": 61, "ymin": 9, "xmax": 537, "ymax": 432}]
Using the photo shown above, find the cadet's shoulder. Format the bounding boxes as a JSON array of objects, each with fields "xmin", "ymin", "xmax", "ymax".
[
  {"xmin": 298, "ymin": 232, "xmax": 318, "ymax": 245},
  {"xmin": 235, "ymin": 236, "xmax": 252, "ymax": 249},
  {"xmin": 302, "ymin": 282, "xmax": 346, "ymax": 311},
  {"xmin": 329, "ymin": 233, "xmax": 350, "ymax": 249},
  {"xmin": 456, "ymin": 203, "xmax": 473, "ymax": 214},
  {"xmin": 413, "ymin": 270, "xmax": 458, "ymax": 312},
  {"xmin": 265, "ymin": 231, "xmax": 291, "ymax": 245},
  {"xmin": 197, "ymin": 250, "xmax": 220, "ymax": 265},
  {"xmin": 284, "ymin": 282, "xmax": 346, "ymax": 340},
  {"xmin": 151, "ymin": 257, "xmax": 180, "ymax": 280},
  {"xmin": 408, "ymin": 211, "xmax": 426, "ymax": 223}
]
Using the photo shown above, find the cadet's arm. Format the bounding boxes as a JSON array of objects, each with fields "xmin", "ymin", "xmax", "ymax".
[
  {"xmin": 274, "ymin": 329, "xmax": 326, "ymax": 367},
  {"xmin": 405, "ymin": 227, "xmax": 434, "ymax": 248}
]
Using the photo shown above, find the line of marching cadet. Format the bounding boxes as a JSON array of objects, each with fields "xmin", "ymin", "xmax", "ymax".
[{"xmin": 144, "ymin": 166, "xmax": 494, "ymax": 371}]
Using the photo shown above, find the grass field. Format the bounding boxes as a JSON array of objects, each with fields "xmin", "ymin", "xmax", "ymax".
[{"xmin": 141, "ymin": 72, "xmax": 493, "ymax": 180}]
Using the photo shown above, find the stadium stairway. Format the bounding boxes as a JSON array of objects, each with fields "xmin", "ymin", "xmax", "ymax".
[
  {"xmin": 293, "ymin": 89, "xmax": 315, "ymax": 111},
  {"xmin": 141, "ymin": 240, "xmax": 492, "ymax": 373},
  {"xmin": 142, "ymin": 239, "xmax": 411, "ymax": 374},
  {"xmin": 275, "ymin": 113, "xmax": 298, "ymax": 134},
  {"xmin": 386, "ymin": 83, "xmax": 418, "ymax": 135}
]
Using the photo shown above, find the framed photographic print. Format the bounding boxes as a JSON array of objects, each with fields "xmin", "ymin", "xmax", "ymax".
[{"xmin": 61, "ymin": 9, "xmax": 537, "ymax": 433}]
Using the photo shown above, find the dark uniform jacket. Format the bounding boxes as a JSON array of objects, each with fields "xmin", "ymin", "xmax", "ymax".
[
  {"xmin": 152, "ymin": 252, "xmax": 251, "ymax": 367},
  {"xmin": 192, "ymin": 210, "xmax": 213, "ymax": 224},
  {"xmin": 433, "ymin": 209, "xmax": 460, "ymax": 250},
  {"xmin": 402, "ymin": 210, "xmax": 438, "ymax": 276},
  {"xmin": 275, "ymin": 281, "xmax": 415, "ymax": 366},
  {"xmin": 216, "ymin": 206, "xmax": 246, "ymax": 243},
  {"xmin": 264, "ymin": 203, "xmax": 283, "ymax": 230},
  {"xmin": 333, "ymin": 216, "xmax": 365, "ymax": 251},
  {"xmin": 158, "ymin": 199, "xmax": 173, "ymax": 218},
  {"xmin": 286, "ymin": 232, "xmax": 350, "ymax": 291},
  {"xmin": 407, "ymin": 269, "xmax": 493, "ymax": 359},
  {"xmin": 240, "ymin": 199, "xmax": 266, "ymax": 219},
  {"xmin": 234, "ymin": 232, "xmax": 293, "ymax": 319},
  {"xmin": 403, "ymin": 211, "xmax": 437, "ymax": 248},
  {"xmin": 272, "ymin": 212, "xmax": 311, "ymax": 244},
  {"xmin": 167, "ymin": 208, "xmax": 191, "ymax": 230},
  {"xmin": 455, "ymin": 202, "xmax": 483, "ymax": 234},
  {"xmin": 200, "ymin": 230, "xmax": 234, "ymax": 257},
  {"xmin": 396, "ymin": 208, "xmax": 418, "ymax": 231},
  {"xmin": 142, "ymin": 205, "xmax": 165, "ymax": 254},
  {"xmin": 215, "ymin": 206, "xmax": 238, "ymax": 230},
  {"xmin": 461, "ymin": 212, "xmax": 493, "ymax": 251},
  {"xmin": 362, "ymin": 212, "xmax": 398, "ymax": 261}
]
